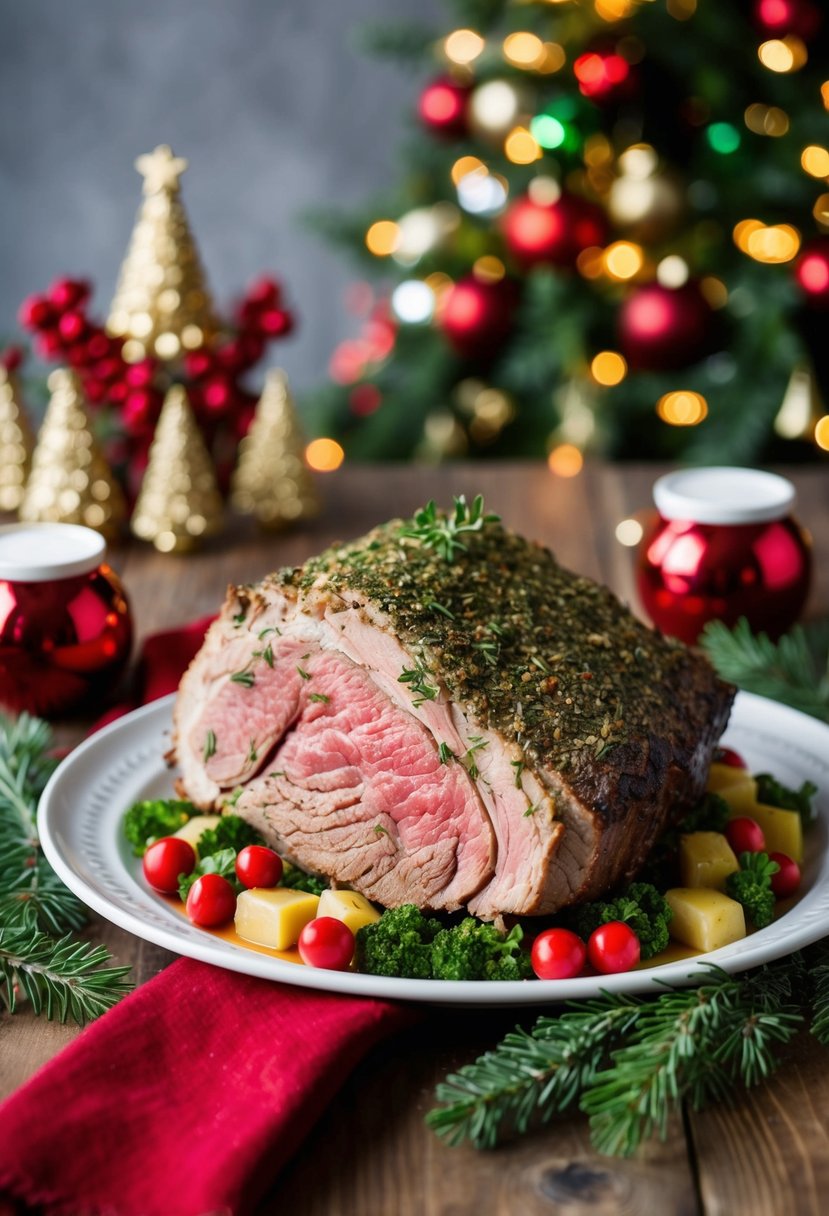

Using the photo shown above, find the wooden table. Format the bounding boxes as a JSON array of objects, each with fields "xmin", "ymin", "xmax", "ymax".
[{"xmin": 3, "ymin": 462, "xmax": 828, "ymax": 1216}]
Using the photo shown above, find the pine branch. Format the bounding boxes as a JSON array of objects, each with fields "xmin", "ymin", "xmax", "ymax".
[
  {"xmin": 428, "ymin": 961, "xmax": 805, "ymax": 1157},
  {"xmin": 701, "ymin": 617, "xmax": 829, "ymax": 724},
  {"xmin": 809, "ymin": 945, "xmax": 829, "ymax": 1045},
  {"xmin": 427, "ymin": 996, "xmax": 641, "ymax": 1148},
  {"xmin": 0, "ymin": 929, "xmax": 132, "ymax": 1026}
]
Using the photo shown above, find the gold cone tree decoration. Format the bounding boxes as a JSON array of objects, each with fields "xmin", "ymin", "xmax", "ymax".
[
  {"xmin": 0, "ymin": 366, "xmax": 35, "ymax": 512},
  {"xmin": 19, "ymin": 369, "xmax": 125, "ymax": 538},
  {"xmin": 230, "ymin": 369, "xmax": 320, "ymax": 528},
  {"xmin": 107, "ymin": 145, "xmax": 219, "ymax": 364},
  {"xmin": 131, "ymin": 385, "xmax": 223, "ymax": 552}
]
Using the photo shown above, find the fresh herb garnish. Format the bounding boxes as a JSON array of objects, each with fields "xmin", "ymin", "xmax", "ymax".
[
  {"xmin": 398, "ymin": 660, "xmax": 439, "ymax": 706},
  {"xmin": 230, "ymin": 670, "xmax": 255, "ymax": 688},
  {"xmin": 309, "ymin": 692, "xmax": 330, "ymax": 704},
  {"xmin": 399, "ymin": 495, "xmax": 500, "ymax": 562},
  {"xmin": 296, "ymin": 666, "xmax": 311, "ymax": 681},
  {"xmin": 438, "ymin": 742, "xmax": 455, "ymax": 765},
  {"xmin": 203, "ymin": 730, "xmax": 217, "ymax": 761}
]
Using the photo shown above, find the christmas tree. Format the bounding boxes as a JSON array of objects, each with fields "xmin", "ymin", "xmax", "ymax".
[{"xmin": 306, "ymin": 0, "xmax": 829, "ymax": 467}]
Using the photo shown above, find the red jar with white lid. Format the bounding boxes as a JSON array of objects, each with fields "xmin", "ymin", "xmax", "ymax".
[
  {"xmin": 636, "ymin": 467, "xmax": 812, "ymax": 645},
  {"xmin": 0, "ymin": 523, "xmax": 132, "ymax": 717}
]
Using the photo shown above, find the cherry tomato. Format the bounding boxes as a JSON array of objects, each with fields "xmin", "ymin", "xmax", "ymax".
[
  {"xmin": 185, "ymin": 874, "xmax": 237, "ymax": 927},
  {"xmin": 769, "ymin": 852, "xmax": 801, "ymax": 899},
  {"xmin": 531, "ymin": 928, "xmax": 587, "ymax": 980},
  {"xmin": 725, "ymin": 816, "xmax": 765, "ymax": 854},
  {"xmin": 297, "ymin": 917, "xmax": 355, "ymax": 971},
  {"xmin": 142, "ymin": 836, "xmax": 196, "ymax": 894},
  {"xmin": 235, "ymin": 845, "xmax": 283, "ymax": 889},
  {"xmin": 714, "ymin": 747, "xmax": 747, "ymax": 769},
  {"xmin": 587, "ymin": 921, "xmax": 641, "ymax": 975}
]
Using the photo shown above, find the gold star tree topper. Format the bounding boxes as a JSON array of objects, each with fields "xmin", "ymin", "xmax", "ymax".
[{"xmin": 107, "ymin": 145, "xmax": 219, "ymax": 363}]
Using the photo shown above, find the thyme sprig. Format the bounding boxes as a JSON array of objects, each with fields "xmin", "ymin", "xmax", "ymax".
[
  {"xmin": 428, "ymin": 953, "xmax": 827, "ymax": 1157},
  {"xmin": 399, "ymin": 658, "xmax": 439, "ymax": 706},
  {"xmin": 399, "ymin": 495, "xmax": 500, "ymax": 562},
  {"xmin": 0, "ymin": 714, "xmax": 132, "ymax": 1024}
]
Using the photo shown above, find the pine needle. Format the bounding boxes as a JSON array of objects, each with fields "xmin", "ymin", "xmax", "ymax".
[
  {"xmin": 428, "ymin": 961, "xmax": 806, "ymax": 1158},
  {"xmin": 0, "ymin": 712, "xmax": 133, "ymax": 1023},
  {"xmin": 701, "ymin": 617, "xmax": 829, "ymax": 723},
  {"xmin": 0, "ymin": 929, "xmax": 132, "ymax": 1026}
]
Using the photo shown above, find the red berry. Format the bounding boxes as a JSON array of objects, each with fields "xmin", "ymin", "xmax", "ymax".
[
  {"xmin": 95, "ymin": 356, "xmax": 122, "ymax": 383},
  {"xmin": 36, "ymin": 331, "xmax": 63, "ymax": 359},
  {"xmin": 216, "ymin": 341, "xmax": 245, "ymax": 372},
  {"xmin": 49, "ymin": 277, "xmax": 90, "ymax": 312},
  {"xmin": 58, "ymin": 311, "xmax": 87, "ymax": 343},
  {"xmin": 0, "ymin": 345, "xmax": 24, "ymax": 372},
  {"xmin": 714, "ymin": 747, "xmax": 748, "ymax": 769},
  {"xmin": 235, "ymin": 845, "xmax": 283, "ymax": 889},
  {"xmin": 587, "ymin": 921, "xmax": 641, "ymax": 974},
  {"xmin": 87, "ymin": 332, "xmax": 111, "ymax": 360},
  {"xmin": 18, "ymin": 295, "xmax": 54, "ymax": 330},
  {"xmin": 298, "ymin": 917, "xmax": 355, "ymax": 970},
  {"xmin": 203, "ymin": 376, "xmax": 232, "ymax": 411},
  {"xmin": 107, "ymin": 381, "xmax": 128, "ymax": 404},
  {"xmin": 185, "ymin": 874, "xmax": 237, "ymax": 927},
  {"xmin": 142, "ymin": 836, "xmax": 196, "ymax": 894},
  {"xmin": 83, "ymin": 378, "xmax": 107, "ymax": 403},
  {"xmin": 768, "ymin": 852, "xmax": 801, "ymax": 899},
  {"xmin": 258, "ymin": 308, "xmax": 292, "ymax": 337},
  {"xmin": 531, "ymin": 928, "xmax": 587, "ymax": 980},
  {"xmin": 184, "ymin": 349, "xmax": 213, "ymax": 378},
  {"xmin": 246, "ymin": 276, "xmax": 281, "ymax": 306},
  {"xmin": 725, "ymin": 817, "xmax": 765, "ymax": 854},
  {"xmin": 125, "ymin": 359, "xmax": 156, "ymax": 387}
]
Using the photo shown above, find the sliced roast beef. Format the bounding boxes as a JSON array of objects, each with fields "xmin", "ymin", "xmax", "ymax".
[{"xmin": 173, "ymin": 507, "xmax": 734, "ymax": 918}]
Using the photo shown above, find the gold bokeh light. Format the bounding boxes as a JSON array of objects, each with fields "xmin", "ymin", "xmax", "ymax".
[
  {"xmin": 656, "ymin": 391, "xmax": 709, "ymax": 426},
  {"xmin": 444, "ymin": 29, "xmax": 485, "ymax": 65},
  {"xmin": 305, "ymin": 438, "xmax": 345, "ymax": 472},
  {"xmin": 365, "ymin": 220, "xmax": 400, "ymax": 256},
  {"xmin": 590, "ymin": 351, "xmax": 628, "ymax": 386},
  {"xmin": 547, "ymin": 444, "xmax": 584, "ymax": 477}
]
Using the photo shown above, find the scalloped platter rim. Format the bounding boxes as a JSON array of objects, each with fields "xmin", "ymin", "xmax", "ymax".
[{"xmin": 37, "ymin": 690, "xmax": 829, "ymax": 1006}]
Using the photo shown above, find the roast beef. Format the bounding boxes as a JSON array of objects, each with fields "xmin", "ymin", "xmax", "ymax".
[{"xmin": 172, "ymin": 505, "xmax": 734, "ymax": 918}]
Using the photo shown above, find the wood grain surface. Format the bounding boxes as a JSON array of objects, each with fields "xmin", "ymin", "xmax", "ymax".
[{"xmin": 1, "ymin": 462, "xmax": 827, "ymax": 1216}]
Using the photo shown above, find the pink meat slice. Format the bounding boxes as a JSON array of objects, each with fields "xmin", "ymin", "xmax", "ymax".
[{"xmin": 182, "ymin": 631, "xmax": 496, "ymax": 911}]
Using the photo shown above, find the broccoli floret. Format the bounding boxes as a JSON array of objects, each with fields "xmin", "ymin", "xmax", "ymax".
[
  {"xmin": 355, "ymin": 906, "xmax": 532, "ymax": 980},
  {"xmin": 726, "ymin": 852, "xmax": 779, "ymax": 928},
  {"xmin": 355, "ymin": 904, "xmax": 439, "ymax": 979},
  {"xmin": 754, "ymin": 774, "xmax": 818, "ymax": 828},
  {"xmin": 567, "ymin": 881, "xmax": 673, "ymax": 960},
  {"xmin": 124, "ymin": 799, "xmax": 196, "ymax": 856},
  {"xmin": 680, "ymin": 792, "xmax": 730, "ymax": 835},
  {"xmin": 195, "ymin": 814, "xmax": 263, "ymax": 858},
  {"xmin": 281, "ymin": 864, "xmax": 329, "ymax": 897},
  {"xmin": 177, "ymin": 848, "xmax": 239, "ymax": 901},
  {"xmin": 430, "ymin": 919, "xmax": 533, "ymax": 981}
]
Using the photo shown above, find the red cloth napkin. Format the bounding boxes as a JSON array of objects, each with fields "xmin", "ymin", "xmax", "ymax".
[{"xmin": 0, "ymin": 621, "xmax": 415, "ymax": 1216}]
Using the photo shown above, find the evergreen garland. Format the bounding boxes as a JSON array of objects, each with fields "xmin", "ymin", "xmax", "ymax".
[{"xmin": 0, "ymin": 713, "xmax": 132, "ymax": 1026}]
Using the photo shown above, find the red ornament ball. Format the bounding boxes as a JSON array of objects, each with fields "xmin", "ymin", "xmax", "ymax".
[
  {"xmin": 754, "ymin": 0, "xmax": 821, "ymax": 39},
  {"xmin": 573, "ymin": 50, "xmax": 636, "ymax": 104},
  {"xmin": 18, "ymin": 295, "xmax": 54, "ymax": 331},
  {"xmin": 438, "ymin": 275, "xmax": 518, "ymax": 358},
  {"xmin": 795, "ymin": 239, "xmax": 829, "ymax": 307},
  {"xmin": 418, "ymin": 77, "xmax": 469, "ymax": 139},
  {"xmin": 49, "ymin": 277, "xmax": 91, "ymax": 313},
  {"xmin": 618, "ymin": 281, "xmax": 715, "ymax": 371},
  {"xmin": 502, "ymin": 193, "xmax": 607, "ymax": 268}
]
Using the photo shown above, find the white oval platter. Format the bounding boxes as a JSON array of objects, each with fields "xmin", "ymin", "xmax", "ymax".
[{"xmin": 38, "ymin": 691, "xmax": 829, "ymax": 1006}]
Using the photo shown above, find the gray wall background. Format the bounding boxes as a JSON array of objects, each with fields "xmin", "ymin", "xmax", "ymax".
[{"xmin": 0, "ymin": 0, "xmax": 440, "ymax": 393}]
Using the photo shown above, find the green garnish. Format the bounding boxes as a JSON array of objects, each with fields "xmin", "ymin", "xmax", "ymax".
[{"xmin": 398, "ymin": 495, "xmax": 500, "ymax": 562}]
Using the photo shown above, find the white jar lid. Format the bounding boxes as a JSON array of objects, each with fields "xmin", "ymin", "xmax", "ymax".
[
  {"xmin": 0, "ymin": 523, "xmax": 106, "ymax": 582},
  {"xmin": 653, "ymin": 467, "xmax": 796, "ymax": 525}
]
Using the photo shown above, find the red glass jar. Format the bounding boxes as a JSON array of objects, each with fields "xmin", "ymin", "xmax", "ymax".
[
  {"xmin": 636, "ymin": 468, "xmax": 812, "ymax": 645},
  {"xmin": 0, "ymin": 523, "xmax": 132, "ymax": 717}
]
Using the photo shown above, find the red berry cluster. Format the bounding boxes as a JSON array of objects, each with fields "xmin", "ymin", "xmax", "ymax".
[
  {"xmin": 18, "ymin": 274, "xmax": 294, "ymax": 486},
  {"xmin": 18, "ymin": 278, "xmax": 161, "ymax": 434},
  {"xmin": 183, "ymin": 276, "xmax": 293, "ymax": 441}
]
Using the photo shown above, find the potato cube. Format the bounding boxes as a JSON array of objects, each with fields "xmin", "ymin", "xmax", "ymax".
[
  {"xmin": 707, "ymin": 762, "xmax": 749, "ymax": 791},
  {"xmin": 665, "ymin": 888, "xmax": 746, "ymax": 953},
  {"xmin": 173, "ymin": 815, "xmax": 222, "ymax": 856},
  {"xmin": 733, "ymin": 802, "xmax": 803, "ymax": 863},
  {"xmin": 679, "ymin": 832, "xmax": 739, "ymax": 892},
  {"xmin": 235, "ymin": 888, "xmax": 320, "ymax": 950},
  {"xmin": 715, "ymin": 778, "xmax": 758, "ymax": 816},
  {"xmin": 318, "ymin": 889, "xmax": 381, "ymax": 935}
]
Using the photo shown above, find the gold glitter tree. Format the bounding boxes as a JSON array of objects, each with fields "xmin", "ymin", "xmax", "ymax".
[
  {"xmin": 131, "ymin": 384, "xmax": 223, "ymax": 552},
  {"xmin": 230, "ymin": 368, "xmax": 319, "ymax": 529},
  {"xmin": 19, "ymin": 369, "xmax": 126, "ymax": 538},
  {"xmin": 0, "ymin": 366, "xmax": 35, "ymax": 512},
  {"xmin": 107, "ymin": 145, "xmax": 219, "ymax": 364}
]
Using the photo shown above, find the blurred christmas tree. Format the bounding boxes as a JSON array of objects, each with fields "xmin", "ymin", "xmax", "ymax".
[{"xmin": 305, "ymin": 0, "xmax": 829, "ymax": 467}]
